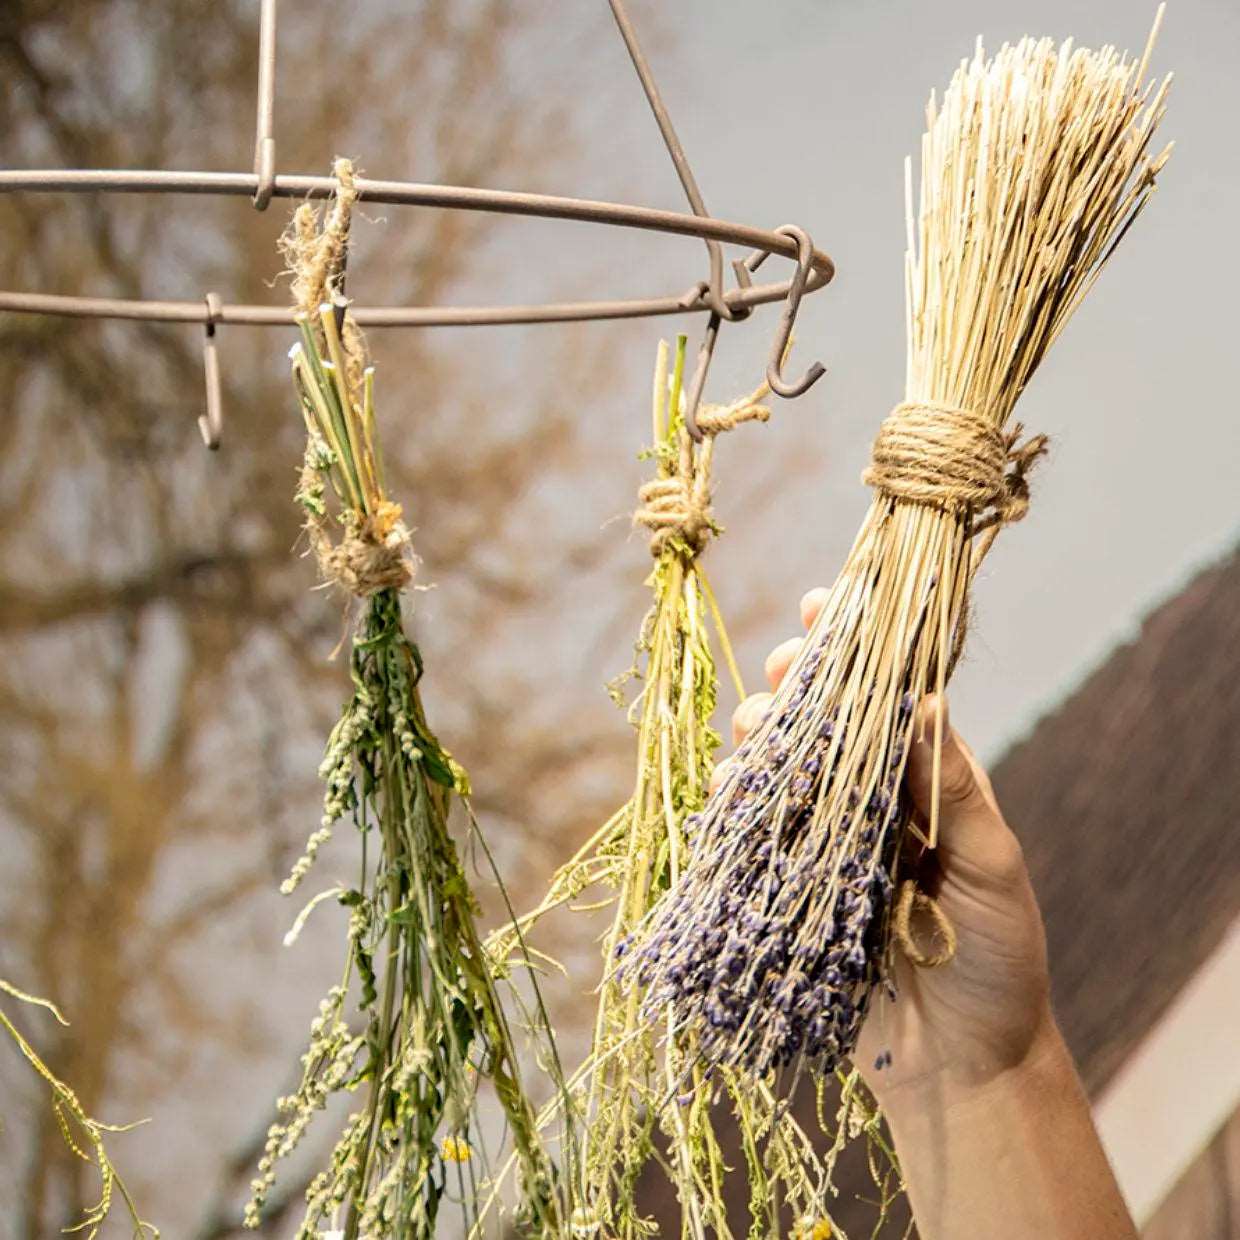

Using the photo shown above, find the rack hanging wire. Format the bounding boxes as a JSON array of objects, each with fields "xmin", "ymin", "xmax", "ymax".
[{"xmin": 0, "ymin": 0, "xmax": 834, "ymax": 445}]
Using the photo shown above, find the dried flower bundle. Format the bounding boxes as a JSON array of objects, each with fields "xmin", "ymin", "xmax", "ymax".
[
  {"xmin": 245, "ymin": 162, "xmax": 571, "ymax": 1238},
  {"xmin": 493, "ymin": 340, "xmax": 901, "ymax": 1238},
  {"xmin": 1, "ymin": 977, "xmax": 157, "ymax": 1238},
  {"xmin": 629, "ymin": 18, "xmax": 1172, "ymax": 1082}
]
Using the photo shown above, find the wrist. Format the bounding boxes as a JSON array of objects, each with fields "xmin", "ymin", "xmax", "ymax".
[
  {"xmin": 872, "ymin": 1011, "xmax": 1137, "ymax": 1240},
  {"xmin": 870, "ymin": 999, "xmax": 1063, "ymax": 1117}
]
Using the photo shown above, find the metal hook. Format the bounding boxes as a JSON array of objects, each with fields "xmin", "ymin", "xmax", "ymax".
[
  {"xmin": 199, "ymin": 292, "xmax": 223, "ymax": 450},
  {"xmin": 744, "ymin": 224, "xmax": 827, "ymax": 399},
  {"xmin": 681, "ymin": 310, "xmax": 721, "ymax": 443},
  {"xmin": 607, "ymin": 0, "xmax": 739, "ymax": 323},
  {"xmin": 252, "ymin": 0, "xmax": 277, "ymax": 210}
]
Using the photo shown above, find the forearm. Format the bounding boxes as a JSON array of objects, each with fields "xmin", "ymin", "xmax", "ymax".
[{"xmin": 877, "ymin": 1017, "xmax": 1137, "ymax": 1240}]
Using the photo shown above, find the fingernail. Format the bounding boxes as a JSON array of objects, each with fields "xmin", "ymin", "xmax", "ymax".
[
  {"xmin": 915, "ymin": 694, "xmax": 949, "ymax": 746},
  {"xmin": 739, "ymin": 698, "xmax": 765, "ymax": 734}
]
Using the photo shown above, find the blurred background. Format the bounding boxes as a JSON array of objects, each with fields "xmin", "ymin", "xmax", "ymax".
[{"xmin": 1, "ymin": 0, "xmax": 1236, "ymax": 1236}]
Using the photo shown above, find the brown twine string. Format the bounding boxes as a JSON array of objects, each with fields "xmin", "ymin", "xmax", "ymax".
[
  {"xmin": 285, "ymin": 157, "xmax": 357, "ymax": 317},
  {"xmin": 310, "ymin": 505, "xmax": 414, "ymax": 598},
  {"xmin": 635, "ymin": 475, "xmax": 714, "ymax": 556},
  {"xmin": 694, "ymin": 400, "xmax": 771, "ymax": 436},
  {"xmin": 863, "ymin": 400, "xmax": 1048, "ymax": 544},
  {"xmin": 892, "ymin": 878, "xmax": 958, "ymax": 968},
  {"xmin": 633, "ymin": 392, "xmax": 770, "ymax": 556},
  {"xmin": 282, "ymin": 157, "xmax": 370, "ymax": 399}
]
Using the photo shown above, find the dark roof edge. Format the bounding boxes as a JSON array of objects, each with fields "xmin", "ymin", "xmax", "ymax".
[{"xmin": 991, "ymin": 525, "xmax": 1240, "ymax": 767}]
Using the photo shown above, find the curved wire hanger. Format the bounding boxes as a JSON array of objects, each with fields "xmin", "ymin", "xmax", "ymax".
[{"xmin": 0, "ymin": 0, "xmax": 833, "ymax": 447}]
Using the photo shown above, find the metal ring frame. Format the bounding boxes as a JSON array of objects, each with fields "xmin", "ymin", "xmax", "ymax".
[{"xmin": 0, "ymin": 0, "xmax": 834, "ymax": 446}]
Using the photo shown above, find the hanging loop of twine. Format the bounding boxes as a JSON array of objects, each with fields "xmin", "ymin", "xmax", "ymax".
[
  {"xmin": 863, "ymin": 400, "xmax": 1048, "ymax": 535},
  {"xmin": 285, "ymin": 157, "xmax": 358, "ymax": 322},
  {"xmin": 633, "ymin": 390, "xmax": 770, "ymax": 556},
  {"xmin": 892, "ymin": 879, "xmax": 957, "ymax": 968}
]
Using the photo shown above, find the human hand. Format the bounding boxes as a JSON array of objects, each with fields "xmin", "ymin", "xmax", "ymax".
[{"xmin": 714, "ymin": 586, "xmax": 1057, "ymax": 1101}]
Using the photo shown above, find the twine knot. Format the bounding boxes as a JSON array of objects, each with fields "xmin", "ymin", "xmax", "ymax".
[
  {"xmin": 863, "ymin": 400, "xmax": 1047, "ymax": 532},
  {"xmin": 313, "ymin": 501, "xmax": 414, "ymax": 597},
  {"xmin": 634, "ymin": 476, "xmax": 713, "ymax": 556},
  {"xmin": 631, "ymin": 389, "xmax": 771, "ymax": 558}
]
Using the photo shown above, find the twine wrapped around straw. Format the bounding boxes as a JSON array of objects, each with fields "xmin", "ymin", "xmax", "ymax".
[
  {"xmin": 632, "ymin": 372, "xmax": 770, "ymax": 557},
  {"xmin": 283, "ymin": 158, "xmax": 415, "ymax": 600},
  {"xmin": 627, "ymin": 17, "xmax": 1172, "ymax": 1084}
]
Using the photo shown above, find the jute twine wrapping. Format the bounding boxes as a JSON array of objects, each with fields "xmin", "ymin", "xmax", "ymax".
[
  {"xmin": 864, "ymin": 400, "xmax": 1046, "ymax": 970},
  {"xmin": 284, "ymin": 159, "xmax": 414, "ymax": 598},
  {"xmin": 863, "ymin": 400, "xmax": 1048, "ymax": 536},
  {"xmin": 306, "ymin": 504, "xmax": 413, "ymax": 599},
  {"xmin": 633, "ymin": 391, "xmax": 770, "ymax": 556},
  {"xmin": 283, "ymin": 158, "xmax": 369, "ymax": 395}
]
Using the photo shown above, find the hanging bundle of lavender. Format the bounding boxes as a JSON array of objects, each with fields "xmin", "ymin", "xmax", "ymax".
[
  {"xmin": 629, "ymin": 18, "xmax": 1172, "ymax": 1083},
  {"xmin": 492, "ymin": 340, "xmax": 900, "ymax": 1239},
  {"xmin": 245, "ymin": 162, "xmax": 570, "ymax": 1238}
]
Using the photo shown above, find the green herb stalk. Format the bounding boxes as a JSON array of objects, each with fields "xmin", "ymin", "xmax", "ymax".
[
  {"xmin": 246, "ymin": 173, "xmax": 573, "ymax": 1237},
  {"xmin": 494, "ymin": 340, "xmax": 898, "ymax": 1238}
]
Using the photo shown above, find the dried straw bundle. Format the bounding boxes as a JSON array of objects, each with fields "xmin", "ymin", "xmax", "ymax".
[
  {"xmin": 492, "ymin": 341, "xmax": 899, "ymax": 1239},
  {"xmin": 629, "ymin": 20, "xmax": 1172, "ymax": 1082},
  {"xmin": 246, "ymin": 162, "xmax": 571, "ymax": 1238}
]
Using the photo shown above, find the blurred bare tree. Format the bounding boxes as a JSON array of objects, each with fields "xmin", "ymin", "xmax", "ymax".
[{"xmin": 0, "ymin": 1, "xmax": 647, "ymax": 1233}]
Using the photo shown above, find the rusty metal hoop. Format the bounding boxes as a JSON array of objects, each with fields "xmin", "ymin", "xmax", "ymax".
[{"xmin": 0, "ymin": 0, "xmax": 834, "ymax": 444}]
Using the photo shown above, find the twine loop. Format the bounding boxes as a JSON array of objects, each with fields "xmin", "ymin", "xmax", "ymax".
[
  {"xmin": 284, "ymin": 158, "xmax": 358, "ymax": 322},
  {"xmin": 863, "ymin": 400, "xmax": 1047, "ymax": 534},
  {"xmin": 892, "ymin": 879, "xmax": 957, "ymax": 969},
  {"xmin": 632, "ymin": 390, "xmax": 770, "ymax": 557},
  {"xmin": 694, "ymin": 399, "xmax": 771, "ymax": 436}
]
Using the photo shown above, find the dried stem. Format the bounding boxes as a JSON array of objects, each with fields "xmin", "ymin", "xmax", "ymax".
[{"xmin": 1, "ymin": 978, "xmax": 158, "ymax": 1239}]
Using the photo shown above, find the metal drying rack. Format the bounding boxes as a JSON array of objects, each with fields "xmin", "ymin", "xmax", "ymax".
[{"xmin": 0, "ymin": 0, "xmax": 834, "ymax": 447}]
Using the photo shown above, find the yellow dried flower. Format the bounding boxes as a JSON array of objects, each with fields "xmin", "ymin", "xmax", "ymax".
[
  {"xmin": 792, "ymin": 1219, "xmax": 832, "ymax": 1240},
  {"xmin": 440, "ymin": 1135, "xmax": 471, "ymax": 1163}
]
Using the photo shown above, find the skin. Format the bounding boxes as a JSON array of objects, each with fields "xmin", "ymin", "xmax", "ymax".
[{"xmin": 711, "ymin": 586, "xmax": 1138, "ymax": 1240}]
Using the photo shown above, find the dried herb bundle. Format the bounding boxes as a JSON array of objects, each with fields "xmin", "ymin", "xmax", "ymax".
[
  {"xmin": 245, "ymin": 162, "xmax": 571, "ymax": 1238},
  {"xmin": 494, "ymin": 340, "xmax": 900, "ymax": 1238},
  {"xmin": 1, "ymin": 977, "xmax": 157, "ymax": 1238},
  {"xmin": 630, "ymin": 19, "xmax": 1172, "ymax": 1082}
]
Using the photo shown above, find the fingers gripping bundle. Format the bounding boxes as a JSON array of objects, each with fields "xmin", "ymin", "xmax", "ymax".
[{"xmin": 628, "ymin": 22, "xmax": 1171, "ymax": 1080}]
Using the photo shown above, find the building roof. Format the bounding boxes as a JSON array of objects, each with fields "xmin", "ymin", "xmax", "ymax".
[{"xmin": 993, "ymin": 542, "xmax": 1240, "ymax": 1095}]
